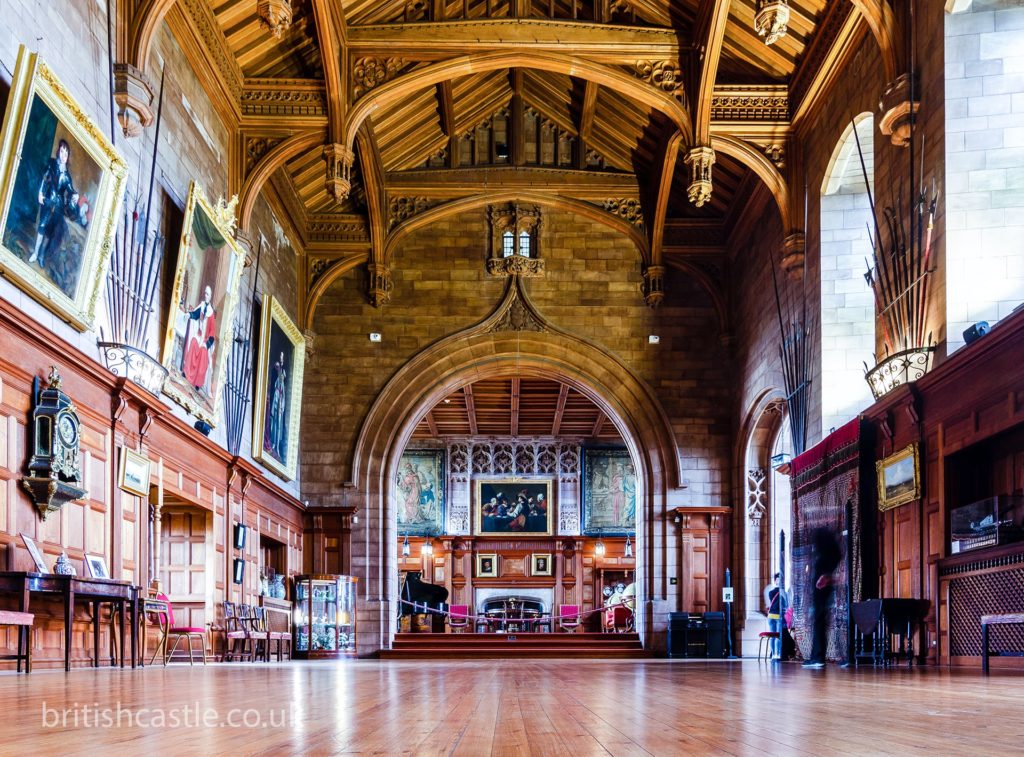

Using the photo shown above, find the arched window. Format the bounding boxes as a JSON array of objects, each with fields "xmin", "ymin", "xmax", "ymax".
[
  {"xmin": 518, "ymin": 230, "xmax": 532, "ymax": 257},
  {"xmin": 502, "ymin": 230, "xmax": 515, "ymax": 258},
  {"xmin": 819, "ymin": 114, "xmax": 876, "ymax": 435}
]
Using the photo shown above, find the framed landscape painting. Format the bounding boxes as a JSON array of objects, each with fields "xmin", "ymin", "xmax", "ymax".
[
  {"xmin": 876, "ymin": 443, "xmax": 920, "ymax": 511},
  {"xmin": 161, "ymin": 182, "xmax": 244, "ymax": 425},
  {"xmin": 252, "ymin": 294, "xmax": 306, "ymax": 480},
  {"xmin": 475, "ymin": 479, "xmax": 552, "ymax": 535},
  {"xmin": 395, "ymin": 450, "xmax": 444, "ymax": 535},
  {"xmin": 0, "ymin": 46, "xmax": 127, "ymax": 330},
  {"xmin": 582, "ymin": 448, "xmax": 637, "ymax": 535}
]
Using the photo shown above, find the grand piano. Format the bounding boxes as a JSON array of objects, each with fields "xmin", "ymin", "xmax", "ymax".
[{"xmin": 399, "ymin": 572, "xmax": 449, "ymax": 631}]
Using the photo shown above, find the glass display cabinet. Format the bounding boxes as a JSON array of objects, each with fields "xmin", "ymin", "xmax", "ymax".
[{"xmin": 293, "ymin": 574, "xmax": 357, "ymax": 658}]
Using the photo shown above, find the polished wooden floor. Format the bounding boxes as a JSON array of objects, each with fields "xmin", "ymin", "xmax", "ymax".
[{"xmin": 2, "ymin": 659, "xmax": 1021, "ymax": 755}]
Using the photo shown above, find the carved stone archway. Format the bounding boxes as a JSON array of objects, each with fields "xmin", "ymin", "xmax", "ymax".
[{"xmin": 344, "ymin": 277, "xmax": 682, "ymax": 655}]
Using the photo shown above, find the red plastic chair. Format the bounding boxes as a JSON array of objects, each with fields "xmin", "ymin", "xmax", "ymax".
[
  {"xmin": 158, "ymin": 593, "xmax": 207, "ymax": 665},
  {"xmin": 558, "ymin": 605, "xmax": 581, "ymax": 633},
  {"xmin": 447, "ymin": 604, "xmax": 470, "ymax": 634}
]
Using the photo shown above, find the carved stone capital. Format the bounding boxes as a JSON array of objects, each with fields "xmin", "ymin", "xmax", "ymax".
[
  {"xmin": 257, "ymin": 0, "xmax": 293, "ymax": 39},
  {"xmin": 780, "ymin": 232, "xmax": 805, "ymax": 281},
  {"xmin": 487, "ymin": 256, "xmax": 546, "ymax": 278},
  {"xmin": 113, "ymin": 63, "xmax": 155, "ymax": 138},
  {"xmin": 642, "ymin": 265, "xmax": 665, "ymax": 308},
  {"xmin": 323, "ymin": 143, "xmax": 355, "ymax": 203},
  {"xmin": 755, "ymin": 0, "xmax": 791, "ymax": 46},
  {"xmin": 879, "ymin": 74, "xmax": 920, "ymax": 148},
  {"xmin": 683, "ymin": 146, "xmax": 715, "ymax": 208},
  {"xmin": 367, "ymin": 262, "xmax": 393, "ymax": 307}
]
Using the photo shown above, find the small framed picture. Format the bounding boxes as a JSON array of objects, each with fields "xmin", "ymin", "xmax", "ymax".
[
  {"xmin": 476, "ymin": 553, "xmax": 499, "ymax": 578},
  {"xmin": 84, "ymin": 553, "xmax": 110, "ymax": 579},
  {"xmin": 118, "ymin": 447, "xmax": 151, "ymax": 497},
  {"xmin": 876, "ymin": 443, "xmax": 921, "ymax": 511},
  {"xmin": 531, "ymin": 553, "xmax": 553, "ymax": 576},
  {"xmin": 19, "ymin": 533, "xmax": 48, "ymax": 573}
]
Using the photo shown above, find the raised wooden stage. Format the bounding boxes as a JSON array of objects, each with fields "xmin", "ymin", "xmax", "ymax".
[{"xmin": 382, "ymin": 631, "xmax": 648, "ymax": 658}]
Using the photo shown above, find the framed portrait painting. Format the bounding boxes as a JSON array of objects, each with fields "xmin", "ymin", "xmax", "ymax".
[
  {"xmin": 252, "ymin": 294, "xmax": 306, "ymax": 480},
  {"xmin": 582, "ymin": 448, "xmax": 637, "ymax": 535},
  {"xmin": 0, "ymin": 46, "xmax": 127, "ymax": 330},
  {"xmin": 476, "ymin": 553, "xmax": 499, "ymax": 578},
  {"xmin": 531, "ymin": 553, "xmax": 553, "ymax": 577},
  {"xmin": 394, "ymin": 450, "xmax": 445, "ymax": 536},
  {"xmin": 161, "ymin": 182, "xmax": 244, "ymax": 425},
  {"xmin": 876, "ymin": 443, "xmax": 920, "ymax": 511},
  {"xmin": 475, "ymin": 479, "xmax": 552, "ymax": 535}
]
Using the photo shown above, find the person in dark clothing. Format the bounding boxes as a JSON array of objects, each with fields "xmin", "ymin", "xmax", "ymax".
[{"xmin": 803, "ymin": 527, "xmax": 841, "ymax": 669}]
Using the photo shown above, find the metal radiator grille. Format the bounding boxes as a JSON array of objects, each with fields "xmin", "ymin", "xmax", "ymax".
[{"xmin": 949, "ymin": 567, "xmax": 1024, "ymax": 656}]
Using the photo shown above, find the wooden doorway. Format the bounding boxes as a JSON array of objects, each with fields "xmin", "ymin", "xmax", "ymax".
[{"xmin": 160, "ymin": 502, "xmax": 213, "ymax": 651}]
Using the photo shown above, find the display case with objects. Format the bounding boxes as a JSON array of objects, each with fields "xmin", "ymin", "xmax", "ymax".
[
  {"xmin": 949, "ymin": 496, "xmax": 1024, "ymax": 555},
  {"xmin": 292, "ymin": 574, "xmax": 357, "ymax": 658}
]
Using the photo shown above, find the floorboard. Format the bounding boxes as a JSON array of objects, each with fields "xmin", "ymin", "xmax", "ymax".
[{"xmin": 2, "ymin": 659, "xmax": 1022, "ymax": 755}]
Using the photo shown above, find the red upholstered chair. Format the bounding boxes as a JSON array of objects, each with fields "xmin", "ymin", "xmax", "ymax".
[
  {"xmin": 612, "ymin": 606, "xmax": 632, "ymax": 633},
  {"xmin": 557, "ymin": 605, "xmax": 581, "ymax": 633},
  {"xmin": 447, "ymin": 604, "xmax": 470, "ymax": 634},
  {"xmin": 158, "ymin": 593, "xmax": 207, "ymax": 665}
]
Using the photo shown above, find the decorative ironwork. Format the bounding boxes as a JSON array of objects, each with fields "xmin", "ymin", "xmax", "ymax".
[
  {"xmin": 684, "ymin": 145, "xmax": 715, "ymax": 207},
  {"xmin": 755, "ymin": 0, "xmax": 791, "ymax": 46},
  {"xmin": 864, "ymin": 347, "xmax": 935, "ymax": 401},
  {"xmin": 633, "ymin": 60, "xmax": 684, "ymax": 98},
  {"xmin": 98, "ymin": 343, "xmax": 168, "ymax": 395},
  {"xmin": 224, "ymin": 238, "xmax": 263, "ymax": 458}
]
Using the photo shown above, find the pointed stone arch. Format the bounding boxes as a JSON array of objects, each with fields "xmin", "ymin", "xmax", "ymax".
[{"xmin": 343, "ymin": 277, "xmax": 683, "ymax": 655}]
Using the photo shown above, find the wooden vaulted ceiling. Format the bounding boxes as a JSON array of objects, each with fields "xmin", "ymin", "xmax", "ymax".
[
  {"xmin": 410, "ymin": 377, "xmax": 624, "ymax": 441},
  {"xmin": 181, "ymin": 0, "xmax": 855, "ymax": 317}
]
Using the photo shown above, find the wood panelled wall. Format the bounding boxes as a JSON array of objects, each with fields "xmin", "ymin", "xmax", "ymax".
[
  {"xmin": 0, "ymin": 301, "xmax": 305, "ymax": 668},
  {"xmin": 862, "ymin": 309, "xmax": 1024, "ymax": 666}
]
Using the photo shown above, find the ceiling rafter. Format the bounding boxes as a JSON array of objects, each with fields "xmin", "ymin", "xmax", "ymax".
[
  {"xmin": 552, "ymin": 384, "xmax": 569, "ymax": 437},
  {"xmin": 425, "ymin": 410, "xmax": 439, "ymax": 437},
  {"xmin": 692, "ymin": 0, "xmax": 733, "ymax": 146},
  {"xmin": 510, "ymin": 377, "xmax": 521, "ymax": 436},
  {"xmin": 436, "ymin": 80, "xmax": 458, "ymax": 168},
  {"xmin": 592, "ymin": 411, "xmax": 606, "ymax": 438},
  {"xmin": 464, "ymin": 385, "xmax": 479, "ymax": 436}
]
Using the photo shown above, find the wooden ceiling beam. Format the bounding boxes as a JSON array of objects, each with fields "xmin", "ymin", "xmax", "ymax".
[
  {"xmin": 464, "ymin": 385, "xmax": 479, "ymax": 436},
  {"xmin": 436, "ymin": 81, "xmax": 458, "ymax": 168},
  {"xmin": 356, "ymin": 120, "xmax": 390, "ymax": 306},
  {"xmin": 578, "ymin": 80, "xmax": 598, "ymax": 143},
  {"xmin": 346, "ymin": 20, "xmax": 685, "ymax": 59},
  {"xmin": 510, "ymin": 377, "xmax": 520, "ymax": 437},
  {"xmin": 311, "ymin": 0, "xmax": 347, "ymax": 144},
  {"xmin": 551, "ymin": 384, "xmax": 569, "ymax": 437},
  {"xmin": 385, "ymin": 166, "xmax": 640, "ymax": 199},
  {"xmin": 691, "ymin": 0, "xmax": 733, "ymax": 146},
  {"xmin": 425, "ymin": 410, "xmax": 439, "ymax": 437},
  {"xmin": 591, "ymin": 411, "xmax": 606, "ymax": 438}
]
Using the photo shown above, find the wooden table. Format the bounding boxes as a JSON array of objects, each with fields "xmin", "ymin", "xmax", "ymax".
[
  {"xmin": 851, "ymin": 598, "xmax": 931, "ymax": 668},
  {"xmin": 981, "ymin": 612, "xmax": 1024, "ymax": 673},
  {"xmin": 0, "ymin": 572, "xmax": 138, "ymax": 671}
]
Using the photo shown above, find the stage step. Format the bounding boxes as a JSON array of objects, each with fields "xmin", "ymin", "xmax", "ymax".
[{"xmin": 382, "ymin": 632, "xmax": 647, "ymax": 659}]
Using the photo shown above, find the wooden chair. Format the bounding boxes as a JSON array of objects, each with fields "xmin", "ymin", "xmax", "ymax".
[
  {"xmin": 220, "ymin": 602, "xmax": 253, "ymax": 662},
  {"xmin": 159, "ymin": 593, "xmax": 207, "ymax": 665},
  {"xmin": 253, "ymin": 606, "xmax": 292, "ymax": 661},
  {"xmin": 447, "ymin": 604, "xmax": 470, "ymax": 634},
  {"xmin": 239, "ymin": 604, "xmax": 270, "ymax": 662},
  {"xmin": 557, "ymin": 605, "xmax": 581, "ymax": 633},
  {"xmin": 0, "ymin": 610, "xmax": 34, "ymax": 673}
]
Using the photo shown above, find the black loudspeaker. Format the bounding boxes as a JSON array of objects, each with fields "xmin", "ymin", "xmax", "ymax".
[
  {"xmin": 233, "ymin": 523, "xmax": 248, "ymax": 550},
  {"xmin": 703, "ymin": 611, "xmax": 726, "ymax": 658},
  {"xmin": 963, "ymin": 321, "xmax": 989, "ymax": 345},
  {"xmin": 232, "ymin": 558, "xmax": 245, "ymax": 584},
  {"xmin": 667, "ymin": 612, "xmax": 690, "ymax": 658}
]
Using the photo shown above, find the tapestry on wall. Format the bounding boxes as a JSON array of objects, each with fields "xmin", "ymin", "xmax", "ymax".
[
  {"xmin": 790, "ymin": 418, "xmax": 864, "ymax": 662},
  {"xmin": 395, "ymin": 449, "xmax": 445, "ymax": 536}
]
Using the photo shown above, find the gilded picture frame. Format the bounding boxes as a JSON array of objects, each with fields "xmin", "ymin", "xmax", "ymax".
[
  {"xmin": 394, "ymin": 449, "xmax": 445, "ymax": 536},
  {"xmin": 474, "ymin": 479, "xmax": 553, "ymax": 535},
  {"xmin": 160, "ymin": 181, "xmax": 244, "ymax": 425},
  {"xmin": 117, "ymin": 446, "xmax": 151, "ymax": 497},
  {"xmin": 876, "ymin": 443, "xmax": 921, "ymax": 511},
  {"xmin": 476, "ymin": 553, "xmax": 499, "ymax": 578},
  {"xmin": 252, "ymin": 294, "xmax": 306, "ymax": 480},
  {"xmin": 0, "ymin": 46, "xmax": 127, "ymax": 330},
  {"xmin": 531, "ymin": 553, "xmax": 553, "ymax": 577}
]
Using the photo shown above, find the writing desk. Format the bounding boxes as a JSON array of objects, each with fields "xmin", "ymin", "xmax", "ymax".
[{"xmin": 0, "ymin": 572, "xmax": 138, "ymax": 671}]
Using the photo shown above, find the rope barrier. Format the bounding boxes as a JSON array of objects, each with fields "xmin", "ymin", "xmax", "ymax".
[{"xmin": 397, "ymin": 598, "xmax": 634, "ymax": 625}]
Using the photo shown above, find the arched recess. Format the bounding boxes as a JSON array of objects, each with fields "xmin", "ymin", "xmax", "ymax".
[
  {"xmin": 128, "ymin": 0, "xmax": 176, "ymax": 70},
  {"xmin": 734, "ymin": 389, "xmax": 786, "ymax": 656},
  {"xmin": 302, "ymin": 253, "xmax": 369, "ymax": 331},
  {"xmin": 342, "ymin": 51, "xmax": 694, "ymax": 154},
  {"xmin": 710, "ymin": 135, "xmax": 791, "ymax": 233},
  {"xmin": 820, "ymin": 113, "xmax": 875, "ymax": 437},
  {"xmin": 238, "ymin": 130, "xmax": 326, "ymax": 232},
  {"xmin": 384, "ymin": 191, "xmax": 650, "ymax": 266},
  {"xmin": 343, "ymin": 282, "xmax": 682, "ymax": 654},
  {"xmin": 849, "ymin": 0, "xmax": 900, "ymax": 81},
  {"xmin": 664, "ymin": 259, "xmax": 729, "ymax": 336}
]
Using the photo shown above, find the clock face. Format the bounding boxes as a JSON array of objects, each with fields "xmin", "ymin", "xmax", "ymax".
[{"xmin": 57, "ymin": 414, "xmax": 78, "ymax": 447}]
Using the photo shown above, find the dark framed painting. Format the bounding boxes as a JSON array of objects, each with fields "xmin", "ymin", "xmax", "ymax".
[
  {"xmin": 395, "ymin": 450, "xmax": 445, "ymax": 535},
  {"xmin": 474, "ymin": 479, "xmax": 552, "ymax": 535},
  {"xmin": 0, "ymin": 46, "xmax": 127, "ymax": 330},
  {"xmin": 161, "ymin": 181, "xmax": 244, "ymax": 424},
  {"xmin": 252, "ymin": 294, "xmax": 306, "ymax": 480},
  {"xmin": 876, "ymin": 443, "xmax": 920, "ymax": 511},
  {"xmin": 582, "ymin": 448, "xmax": 637, "ymax": 535}
]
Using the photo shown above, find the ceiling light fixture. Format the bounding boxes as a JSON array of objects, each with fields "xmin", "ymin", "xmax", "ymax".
[
  {"xmin": 402, "ymin": 534, "xmax": 411, "ymax": 558},
  {"xmin": 624, "ymin": 535, "xmax": 633, "ymax": 558},
  {"xmin": 594, "ymin": 540, "xmax": 606, "ymax": 557}
]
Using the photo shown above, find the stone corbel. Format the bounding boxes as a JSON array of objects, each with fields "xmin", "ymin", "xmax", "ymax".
[
  {"xmin": 323, "ymin": 143, "xmax": 355, "ymax": 203},
  {"xmin": 642, "ymin": 265, "xmax": 665, "ymax": 308},
  {"xmin": 683, "ymin": 146, "xmax": 715, "ymax": 207},
  {"xmin": 879, "ymin": 73, "xmax": 919, "ymax": 148},
  {"xmin": 113, "ymin": 63, "xmax": 155, "ymax": 138},
  {"xmin": 780, "ymin": 232, "xmax": 805, "ymax": 281},
  {"xmin": 367, "ymin": 262, "xmax": 393, "ymax": 307},
  {"xmin": 303, "ymin": 329, "xmax": 317, "ymax": 361},
  {"xmin": 234, "ymin": 228, "xmax": 256, "ymax": 267},
  {"xmin": 258, "ymin": 0, "xmax": 294, "ymax": 39},
  {"xmin": 754, "ymin": 0, "xmax": 791, "ymax": 46}
]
